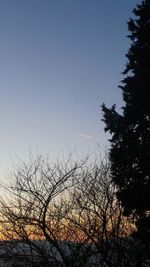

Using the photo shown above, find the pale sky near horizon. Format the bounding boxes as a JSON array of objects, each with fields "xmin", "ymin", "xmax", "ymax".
[{"xmin": 0, "ymin": 0, "xmax": 140, "ymax": 176}]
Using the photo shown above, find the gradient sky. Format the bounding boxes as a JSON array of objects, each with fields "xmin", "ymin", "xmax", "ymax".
[{"xmin": 0, "ymin": 0, "xmax": 140, "ymax": 175}]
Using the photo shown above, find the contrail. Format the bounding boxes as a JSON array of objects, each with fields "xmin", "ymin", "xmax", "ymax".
[
  {"xmin": 68, "ymin": 129, "xmax": 94, "ymax": 140},
  {"xmin": 15, "ymin": 114, "xmax": 94, "ymax": 140}
]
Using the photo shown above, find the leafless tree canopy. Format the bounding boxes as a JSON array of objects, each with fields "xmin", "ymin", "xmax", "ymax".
[{"xmin": 0, "ymin": 155, "xmax": 147, "ymax": 267}]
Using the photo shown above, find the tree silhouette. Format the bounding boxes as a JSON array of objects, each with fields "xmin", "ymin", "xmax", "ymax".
[
  {"xmin": 102, "ymin": 0, "xmax": 150, "ymax": 238},
  {"xmin": 0, "ymin": 154, "xmax": 137, "ymax": 266}
]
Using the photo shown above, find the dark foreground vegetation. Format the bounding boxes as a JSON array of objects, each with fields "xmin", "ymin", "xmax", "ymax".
[
  {"xmin": 0, "ymin": 154, "xmax": 149, "ymax": 267},
  {"xmin": 102, "ymin": 0, "xmax": 150, "ymax": 238}
]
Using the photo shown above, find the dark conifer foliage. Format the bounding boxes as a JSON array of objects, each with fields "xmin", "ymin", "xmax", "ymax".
[{"xmin": 102, "ymin": 0, "xmax": 150, "ymax": 237}]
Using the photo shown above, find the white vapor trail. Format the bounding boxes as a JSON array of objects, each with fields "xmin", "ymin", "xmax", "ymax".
[
  {"xmin": 68, "ymin": 129, "xmax": 94, "ymax": 140},
  {"xmin": 15, "ymin": 114, "xmax": 94, "ymax": 140}
]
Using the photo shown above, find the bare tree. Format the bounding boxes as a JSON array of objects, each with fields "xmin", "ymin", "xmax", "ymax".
[
  {"xmin": 66, "ymin": 159, "xmax": 135, "ymax": 266},
  {"xmin": 0, "ymin": 154, "xmax": 145, "ymax": 267},
  {"xmin": 0, "ymin": 155, "xmax": 89, "ymax": 267}
]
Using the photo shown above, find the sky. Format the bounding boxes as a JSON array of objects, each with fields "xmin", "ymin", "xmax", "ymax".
[{"xmin": 0, "ymin": 0, "xmax": 140, "ymax": 176}]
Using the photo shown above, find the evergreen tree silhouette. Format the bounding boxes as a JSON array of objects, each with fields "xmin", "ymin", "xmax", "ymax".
[{"xmin": 102, "ymin": 0, "xmax": 150, "ymax": 238}]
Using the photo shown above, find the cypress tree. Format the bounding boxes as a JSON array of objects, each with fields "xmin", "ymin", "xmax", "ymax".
[{"xmin": 102, "ymin": 0, "xmax": 150, "ymax": 237}]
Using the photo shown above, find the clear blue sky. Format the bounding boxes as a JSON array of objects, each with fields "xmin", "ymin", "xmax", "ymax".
[{"xmin": 0, "ymin": 0, "xmax": 140, "ymax": 174}]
